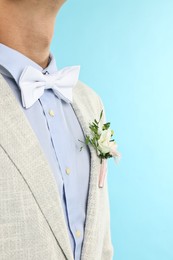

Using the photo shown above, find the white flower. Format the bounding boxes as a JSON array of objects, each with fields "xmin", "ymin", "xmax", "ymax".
[
  {"xmin": 98, "ymin": 129, "xmax": 121, "ymax": 160},
  {"xmin": 109, "ymin": 141, "xmax": 121, "ymax": 163},
  {"xmin": 98, "ymin": 129, "xmax": 113, "ymax": 154},
  {"xmin": 81, "ymin": 110, "xmax": 121, "ymax": 164}
]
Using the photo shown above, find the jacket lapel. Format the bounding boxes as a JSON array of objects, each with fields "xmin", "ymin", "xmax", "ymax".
[
  {"xmin": 0, "ymin": 74, "xmax": 73, "ymax": 260},
  {"xmin": 72, "ymin": 83, "xmax": 101, "ymax": 259}
]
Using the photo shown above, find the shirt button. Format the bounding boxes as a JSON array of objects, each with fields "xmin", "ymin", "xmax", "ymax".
[
  {"xmin": 49, "ymin": 109, "xmax": 55, "ymax": 117},
  {"xmin": 65, "ymin": 168, "xmax": 71, "ymax": 175},
  {"xmin": 43, "ymin": 70, "xmax": 49, "ymax": 75},
  {"xmin": 75, "ymin": 230, "xmax": 81, "ymax": 238}
]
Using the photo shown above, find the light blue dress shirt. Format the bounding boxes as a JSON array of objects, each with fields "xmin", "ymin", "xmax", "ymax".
[{"xmin": 0, "ymin": 43, "xmax": 90, "ymax": 260}]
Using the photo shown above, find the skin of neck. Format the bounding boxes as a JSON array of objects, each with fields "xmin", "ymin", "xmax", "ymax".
[{"xmin": 0, "ymin": 0, "xmax": 66, "ymax": 68}]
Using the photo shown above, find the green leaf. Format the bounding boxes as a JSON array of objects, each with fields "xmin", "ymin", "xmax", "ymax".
[
  {"xmin": 89, "ymin": 125, "xmax": 98, "ymax": 135},
  {"xmin": 85, "ymin": 135, "xmax": 90, "ymax": 145},
  {"xmin": 94, "ymin": 119, "xmax": 98, "ymax": 125},
  {"xmin": 99, "ymin": 110, "xmax": 103, "ymax": 122},
  {"xmin": 102, "ymin": 122, "xmax": 110, "ymax": 130},
  {"xmin": 93, "ymin": 122, "xmax": 98, "ymax": 129}
]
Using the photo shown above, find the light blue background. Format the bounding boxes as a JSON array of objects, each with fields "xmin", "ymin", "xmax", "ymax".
[{"xmin": 51, "ymin": 1, "xmax": 173, "ymax": 259}]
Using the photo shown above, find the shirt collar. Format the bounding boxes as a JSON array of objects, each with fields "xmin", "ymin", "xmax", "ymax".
[{"xmin": 0, "ymin": 43, "xmax": 58, "ymax": 85}]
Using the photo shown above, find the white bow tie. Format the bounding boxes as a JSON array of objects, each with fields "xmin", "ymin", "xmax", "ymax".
[{"xmin": 18, "ymin": 65, "xmax": 80, "ymax": 109}]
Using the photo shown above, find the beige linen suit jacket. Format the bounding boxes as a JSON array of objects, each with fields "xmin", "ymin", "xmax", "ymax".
[{"xmin": 0, "ymin": 73, "xmax": 113, "ymax": 260}]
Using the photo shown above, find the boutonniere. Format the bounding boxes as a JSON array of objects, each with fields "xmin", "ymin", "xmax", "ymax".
[
  {"xmin": 79, "ymin": 110, "xmax": 121, "ymax": 188},
  {"xmin": 81, "ymin": 110, "xmax": 121, "ymax": 164}
]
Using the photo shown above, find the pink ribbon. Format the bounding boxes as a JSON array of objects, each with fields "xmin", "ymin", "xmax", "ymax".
[{"xmin": 99, "ymin": 159, "xmax": 107, "ymax": 188}]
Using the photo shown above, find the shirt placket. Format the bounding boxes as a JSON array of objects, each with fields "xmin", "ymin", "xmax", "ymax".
[{"xmin": 39, "ymin": 91, "xmax": 84, "ymax": 259}]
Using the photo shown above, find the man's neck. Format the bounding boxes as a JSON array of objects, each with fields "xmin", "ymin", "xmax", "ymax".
[{"xmin": 0, "ymin": 0, "xmax": 65, "ymax": 68}]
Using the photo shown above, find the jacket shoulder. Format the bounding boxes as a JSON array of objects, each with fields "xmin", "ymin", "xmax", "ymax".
[
  {"xmin": 74, "ymin": 80, "xmax": 100, "ymax": 99},
  {"xmin": 73, "ymin": 80, "xmax": 102, "ymax": 112}
]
